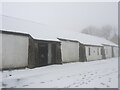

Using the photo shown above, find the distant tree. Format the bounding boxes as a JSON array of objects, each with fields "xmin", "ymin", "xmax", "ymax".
[
  {"xmin": 110, "ymin": 35, "xmax": 118, "ymax": 44},
  {"xmin": 81, "ymin": 26, "xmax": 99, "ymax": 36},
  {"xmin": 81, "ymin": 25, "xmax": 118, "ymax": 44},
  {"xmin": 100, "ymin": 25, "xmax": 113, "ymax": 40}
]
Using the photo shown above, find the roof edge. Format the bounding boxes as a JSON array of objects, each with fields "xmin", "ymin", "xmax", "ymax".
[{"xmin": 0, "ymin": 30, "xmax": 31, "ymax": 37}]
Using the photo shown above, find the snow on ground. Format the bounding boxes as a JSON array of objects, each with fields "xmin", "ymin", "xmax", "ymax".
[{"xmin": 0, "ymin": 57, "xmax": 118, "ymax": 88}]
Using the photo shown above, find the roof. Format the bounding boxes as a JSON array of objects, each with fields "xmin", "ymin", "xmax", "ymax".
[
  {"xmin": 55, "ymin": 30, "xmax": 118, "ymax": 46},
  {"xmin": 1, "ymin": 15, "xmax": 118, "ymax": 47},
  {"xmin": 1, "ymin": 15, "xmax": 60, "ymax": 42},
  {"xmin": 0, "ymin": 30, "xmax": 30, "ymax": 37}
]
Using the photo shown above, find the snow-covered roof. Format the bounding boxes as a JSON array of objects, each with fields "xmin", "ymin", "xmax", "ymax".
[
  {"xmin": 55, "ymin": 30, "xmax": 118, "ymax": 46},
  {"xmin": 1, "ymin": 15, "xmax": 118, "ymax": 46},
  {"xmin": 1, "ymin": 15, "xmax": 60, "ymax": 42}
]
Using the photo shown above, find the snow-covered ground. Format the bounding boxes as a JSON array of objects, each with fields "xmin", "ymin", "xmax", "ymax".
[{"xmin": 0, "ymin": 57, "xmax": 118, "ymax": 88}]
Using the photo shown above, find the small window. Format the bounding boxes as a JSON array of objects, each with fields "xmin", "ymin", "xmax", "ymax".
[
  {"xmin": 101, "ymin": 48, "xmax": 102, "ymax": 55},
  {"xmin": 89, "ymin": 47, "xmax": 90, "ymax": 56},
  {"xmin": 97, "ymin": 48, "xmax": 99, "ymax": 55}
]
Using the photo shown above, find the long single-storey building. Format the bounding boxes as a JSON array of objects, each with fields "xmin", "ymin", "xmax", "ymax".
[
  {"xmin": 0, "ymin": 30, "xmax": 62, "ymax": 70},
  {"xmin": 58, "ymin": 38, "xmax": 104, "ymax": 62},
  {"xmin": 0, "ymin": 15, "xmax": 118, "ymax": 70},
  {"xmin": 57, "ymin": 31, "xmax": 118, "ymax": 62},
  {"xmin": 0, "ymin": 30, "xmax": 118, "ymax": 70}
]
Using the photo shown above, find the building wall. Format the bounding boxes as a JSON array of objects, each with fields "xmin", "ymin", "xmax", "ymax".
[
  {"xmin": 113, "ymin": 46, "xmax": 118, "ymax": 57},
  {"xmin": 85, "ymin": 46, "xmax": 102, "ymax": 61},
  {"xmin": 104, "ymin": 46, "xmax": 112, "ymax": 58},
  {"xmin": 0, "ymin": 33, "xmax": 2, "ymax": 69},
  {"xmin": 61, "ymin": 40, "xmax": 79, "ymax": 63},
  {"xmin": 1, "ymin": 33, "xmax": 29, "ymax": 69}
]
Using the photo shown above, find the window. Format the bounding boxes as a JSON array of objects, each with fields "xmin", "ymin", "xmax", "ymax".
[
  {"xmin": 97, "ymin": 48, "xmax": 99, "ymax": 55},
  {"xmin": 101, "ymin": 48, "xmax": 102, "ymax": 55},
  {"xmin": 89, "ymin": 47, "xmax": 90, "ymax": 56}
]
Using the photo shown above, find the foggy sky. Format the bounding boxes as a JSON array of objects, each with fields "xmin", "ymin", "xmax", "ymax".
[{"xmin": 1, "ymin": 2, "xmax": 118, "ymax": 32}]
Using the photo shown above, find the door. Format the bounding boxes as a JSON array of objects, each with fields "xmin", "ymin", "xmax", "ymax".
[
  {"xmin": 79, "ymin": 44, "xmax": 86, "ymax": 62},
  {"xmin": 112, "ymin": 47, "xmax": 114, "ymax": 57},
  {"xmin": 37, "ymin": 43, "xmax": 48, "ymax": 66},
  {"xmin": 101, "ymin": 47, "xmax": 106, "ymax": 59}
]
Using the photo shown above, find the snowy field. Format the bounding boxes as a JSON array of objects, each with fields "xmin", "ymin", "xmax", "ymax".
[{"xmin": 0, "ymin": 57, "xmax": 118, "ymax": 88}]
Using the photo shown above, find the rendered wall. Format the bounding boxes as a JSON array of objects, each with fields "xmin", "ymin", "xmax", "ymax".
[
  {"xmin": 113, "ymin": 46, "xmax": 118, "ymax": 57},
  {"xmin": 61, "ymin": 40, "xmax": 79, "ymax": 63},
  {"xmin": 0, "ymin": 33, "xmax": 2, "ymax": 69},
  {"xmin": 1, "ymin": 33, "xmax": 29, "ymax": 69},
  {"xmin": 104, "ymin": 46, "xmax": 112, "ymax": 58},
  {"xmin": 85, "ymin": 46, "xmax": 102, "ymax": 61}
]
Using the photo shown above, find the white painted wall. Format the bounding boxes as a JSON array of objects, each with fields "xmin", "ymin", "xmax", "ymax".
[
  {"xmin": 104, "ymin": 46, "xmax": 112, "ymax": 58},
  {"xmin": 113, "ymin": 46, "xmax": 118, "ymax": 57},
  {"xmin": 0, "ymin": 33, "xmax": 2, "ymax": 69},
  {"xmin": 61, "ymin": 40, "xmax": 79, "ymax": 63},
  {"xmin": 1, "ymin": 33, "xmax": 29, "ymax": 69},
  {"xmin": 85, "ymin": 46, "xmax": 102, "ymax": 61}
]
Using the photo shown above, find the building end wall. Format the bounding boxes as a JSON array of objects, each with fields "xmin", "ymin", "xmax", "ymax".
[
  {"xmin": 1, "ymin": 33, "xmax": 29, "ymax": 69},
  {"xmin": 61, "ymin": 40, "xmax": 79, "ymax": 63}
]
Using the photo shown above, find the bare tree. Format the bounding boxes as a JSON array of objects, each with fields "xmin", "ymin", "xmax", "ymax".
[
  {"xmin": 81, "ymin": 26, "xmax": 99, "ymax": 36},
  {"xmin": 100, "ymin": 25, "xmax": 113, "ymax": 40},
  {"xmin": 81, "ymin": 25, "xmax": 118, "ymax": 44}
]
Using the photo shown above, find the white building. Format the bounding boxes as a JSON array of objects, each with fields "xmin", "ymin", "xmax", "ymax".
[
  {"xmin": 0, "ymin": 15, "xmax": 118, "ymax": 70},
  {"xmin": 0, "ymin": 30, "xmax": 62, "ymax": 70}
]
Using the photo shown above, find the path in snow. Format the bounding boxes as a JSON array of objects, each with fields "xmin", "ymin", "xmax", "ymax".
[{"xmin": 1, "ymin": 57, "xmax": 118, "ymax": 88}]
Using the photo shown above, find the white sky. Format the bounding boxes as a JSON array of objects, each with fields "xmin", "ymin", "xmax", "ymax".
[{"xmin": 0, "ymin": 2, "xmax": 118, "ymax": 32}]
